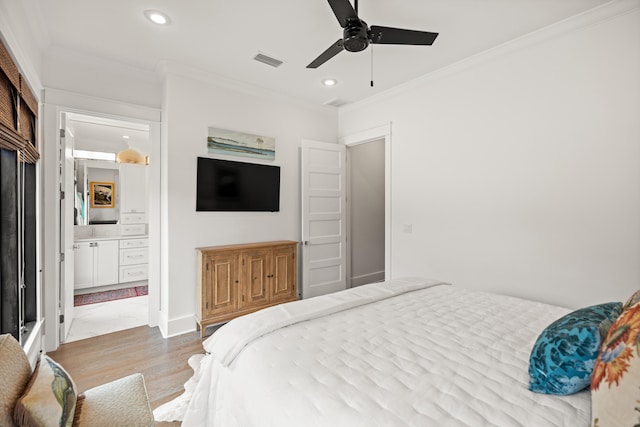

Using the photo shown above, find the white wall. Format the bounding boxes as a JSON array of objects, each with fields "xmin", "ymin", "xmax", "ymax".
[
  {"xmin": 339, "ymin": 4, "xmax": 640, "ymax": 309},
  {"xmin": 2, "ymin": 1, "xmax": 338, "ymax": 341},
  {"xmin": 42, "ymin": 46, "xmax": 161, "ymax": 109},
  {"xmin": 349, "ymin": 139, "xmax": 385, "ymax": 286},
  {"xmin": 0, "ymin": 1, "xmax": 43, "ymax": 94},
  {"xmin": 161, "ymin": 63, "xmax": 338, "ymax": 335}
]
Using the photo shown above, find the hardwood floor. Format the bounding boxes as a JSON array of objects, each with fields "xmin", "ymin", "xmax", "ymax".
[{"xmin": 47, "ymin": 326, "xmax": 207, "ymax": 426}]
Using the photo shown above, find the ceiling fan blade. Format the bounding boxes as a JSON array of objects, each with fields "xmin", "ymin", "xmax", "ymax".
[
  {"xmin": 306, "ymin": 39, "xmax": 344, "ymax": 69},
  {"xmin": 370, "ymin": 25, "xmax": 439, "ymax": 45},
  {"xmin": 328, "ymin": 0, "xmax": 359, "ymax": 28}
]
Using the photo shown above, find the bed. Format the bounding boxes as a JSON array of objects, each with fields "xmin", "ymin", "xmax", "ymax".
[{"xmin": 181, "ymin": 277, "xmax": 591, "ymax": 426}]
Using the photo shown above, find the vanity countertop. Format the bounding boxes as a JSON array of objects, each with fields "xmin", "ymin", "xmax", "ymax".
[
  {"xmin": 74, "ymin": 236, "xmax": 122, "ymax": 242},
  {"xmin": 74, "ymin": 235, "xmax": 148, "ymax": 242},
  {"xmin": 74, "ymin": 223, "xmax": 147, "ymax": 242}
]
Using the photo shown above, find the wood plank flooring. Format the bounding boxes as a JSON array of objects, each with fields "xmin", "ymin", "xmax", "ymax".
[{"xmin": 47, "ymin": 326, "xmax": 207, "ymax": 426}]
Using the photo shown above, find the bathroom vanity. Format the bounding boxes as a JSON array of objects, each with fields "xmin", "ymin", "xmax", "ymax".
[{"xmin": 73, "ymin": 160, "xmax": 148, "ymax": 291}]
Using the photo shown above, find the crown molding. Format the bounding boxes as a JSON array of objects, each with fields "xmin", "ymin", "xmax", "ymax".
[
  {"xmin": 156, "ymin": 60, "xmax": 338, "ymax": 116},
  {"xmin": 43, "ymin": 87, "xmax": 161, "ymax": 123}
]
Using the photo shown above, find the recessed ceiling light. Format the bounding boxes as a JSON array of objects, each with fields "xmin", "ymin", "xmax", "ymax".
[
  {"xmin": 122, "ymin": 135, "xmax": 130, "ymax": 139},
  {"xmin": 144, "ymin": 10, "xmax": 171, "ymax": 25},
  {"xmin": 322, "ymin": 78, "xmax": 338, "ymax": 87}
]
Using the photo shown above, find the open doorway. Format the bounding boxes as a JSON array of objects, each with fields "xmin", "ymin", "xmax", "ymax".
[
  {"xmin": 342, "ymin": 123, "xmax": 392, "ymax": 286},
  {"xmin": 347, "ymin": 139, "xmax": 385, "ymax": 287},
  {"xmin": 60, "ymin": 111, "xmax": 151, "ymax": 343}
]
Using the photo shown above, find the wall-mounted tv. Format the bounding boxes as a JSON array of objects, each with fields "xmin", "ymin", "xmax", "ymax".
[{"xmin": 196, "ymin": 157, "xmax": 280, "ymax": 212}]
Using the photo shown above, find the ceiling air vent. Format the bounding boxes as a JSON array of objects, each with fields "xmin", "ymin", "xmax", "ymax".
[
  {"xmin": 324, "ymin": 98, "xmax": 346, "ymax": 107},
  {"xmin": 253, "ymin": 53, "xmax": 283, "ymax": 68}
]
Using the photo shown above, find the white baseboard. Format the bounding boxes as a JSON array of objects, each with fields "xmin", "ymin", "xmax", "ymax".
[
  {"xmin": 24, "ymin": 320, "xmax": 43, "ymax": 369},
  {"xmin": 351, "ymin": 271, "xmax": 385, "ymax": 287},
  {"xmin": 164, "ymin": 314, "xmax": 197, "ymax": 338},
  {"xmin": 157, "ymin": 311, "xmax": 169, "ymax": 338}
]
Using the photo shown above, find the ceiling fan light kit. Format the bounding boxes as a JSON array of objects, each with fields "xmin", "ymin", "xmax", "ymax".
[{"xmin": 307, "ymin": 0, "xmax": 439, "ymax": 69}]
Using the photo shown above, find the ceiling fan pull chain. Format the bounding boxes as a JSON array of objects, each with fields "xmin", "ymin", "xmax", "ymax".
[{"xmin": 370, "ymin": 44, "xmax": 374, "ymax": 87}]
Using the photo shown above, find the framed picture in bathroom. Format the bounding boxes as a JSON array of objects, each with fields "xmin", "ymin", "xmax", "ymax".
[{"xmin": 90, "ymin": 181, "xmax": 115, "ymax": 208}]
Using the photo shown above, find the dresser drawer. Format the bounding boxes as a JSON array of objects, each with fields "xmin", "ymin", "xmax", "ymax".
[
  {"xmin": 121, "ymin": 224, "xmax": 146, "ymax": 236},
  {"xmin": 120, "ymin": 247, "xmax": 148, "ymax": 265},
  {"xmin": 119, "ymin": 264, "xmax": 148, "ymax": 283},
  {"xmin": 121, "ymin": 213, "xmax": 146, "ymax": 224},
  {"xmin": 120, "ymin": 238, "xmax": 148, "ymax": 248}
]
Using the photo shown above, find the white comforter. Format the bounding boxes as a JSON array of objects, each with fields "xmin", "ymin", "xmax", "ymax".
[{"xmin": 183, "ymin": 277, "xmax": 590, "ymax": 426}]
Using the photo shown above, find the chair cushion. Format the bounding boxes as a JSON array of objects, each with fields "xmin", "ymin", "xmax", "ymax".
[
  {"xmin": 591, "ymin": 301, "xmax": 640, "ymax": 426},
  {"xmin": 13, "ymin": 355, "xmax": 77, "ymax": 427},
  {"xmin": 0, "ymin": 334, "xmax": 32, "ymax": 427},
  {"xmin": 73, "ymin": 373, "xmax": 154, "ymax": 426}
]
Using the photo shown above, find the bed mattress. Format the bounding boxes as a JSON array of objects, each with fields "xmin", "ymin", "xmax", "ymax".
[{"xmin": 183, "ymin": 277, "xmax": 590, "ymax": 426}]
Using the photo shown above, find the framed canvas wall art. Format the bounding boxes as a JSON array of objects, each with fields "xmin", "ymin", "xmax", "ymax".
[{"xmin": 89, "ymin": 181, "xmax": 115, "ymax": 208}]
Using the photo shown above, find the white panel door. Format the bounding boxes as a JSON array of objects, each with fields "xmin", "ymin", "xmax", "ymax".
[
  {"xmin": 60, "ymin": 114, "xmax": 75, "ymax": 341},
  {"xmin": 301, "ymin": 140, "xmax": 346, "ymax": 298}
]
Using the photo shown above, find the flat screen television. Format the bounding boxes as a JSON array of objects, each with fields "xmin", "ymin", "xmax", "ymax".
[{"xmin": 196, "ymin": 157, "xmax": 280, "ymax": 212}]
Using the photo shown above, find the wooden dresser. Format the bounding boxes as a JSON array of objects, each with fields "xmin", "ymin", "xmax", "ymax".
[{"xmin": 195, "ymin": 240, "xmax": 298, "ymax": 337}]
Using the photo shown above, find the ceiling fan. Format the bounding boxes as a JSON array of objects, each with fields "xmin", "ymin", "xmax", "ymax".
[{"xmin": 307, "ymin": 0, "xmax": 439, "ymax": 69}]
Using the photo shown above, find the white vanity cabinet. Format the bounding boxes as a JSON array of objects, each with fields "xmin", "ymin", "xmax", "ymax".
[
  {"xmin": 119, "ymin": 164, "xmax": 147, "ymax": 215},
  {"xmin": 119, "ymin": 238, "xmax": 148, "ymax": 283},
  {"xmin": 74, "ymin": 239, "xmax": 119, "ymax": 289},
  {"xmin": 74, "ymin": 242, "xmax": 94, "ymax": 288}
]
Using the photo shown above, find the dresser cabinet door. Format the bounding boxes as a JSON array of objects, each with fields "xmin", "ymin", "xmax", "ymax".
[
  {"xmin": 270, "ymin": 244, "xmax": 297, "ymax": 303},
  {"xmin": 239, "ymin": 248, "xmax": 270, "ymax": 309},
  {"xmin": 204, "ymin": 252, "xmax": 238, "ymax": 318}
]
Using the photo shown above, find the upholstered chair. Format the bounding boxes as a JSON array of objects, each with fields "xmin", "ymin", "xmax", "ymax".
[{"xmin": 0, "ymin": 333, "xmax": 154, "ymax": 426}]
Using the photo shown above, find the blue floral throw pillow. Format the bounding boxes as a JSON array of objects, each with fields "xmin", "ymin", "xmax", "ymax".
[{"xmin": 528, "ymin": 302, "xmax": 622, "ymax": 395}]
